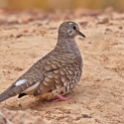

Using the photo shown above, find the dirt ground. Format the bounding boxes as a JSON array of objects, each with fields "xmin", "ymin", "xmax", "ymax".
[{"xmin": 0, "ymin": 8, "xmax": 124, "ymax": 124}]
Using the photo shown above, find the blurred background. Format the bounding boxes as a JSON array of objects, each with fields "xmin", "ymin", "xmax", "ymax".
[{"xmin": 0, "ymin": 0, "xmax": 124, "ymax": 10}]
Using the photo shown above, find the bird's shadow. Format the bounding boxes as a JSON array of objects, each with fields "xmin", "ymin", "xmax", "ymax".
[
  {"xmin": 0, "ymin": 97, "xmax": 53, "ymax": 111},
  {"xmin": 0, "ymin": 84, "xmax": 97, "ymax": 111},
  {"xmin": 0, "ymin": 93, "xmax": 73, "ymax": 111}
]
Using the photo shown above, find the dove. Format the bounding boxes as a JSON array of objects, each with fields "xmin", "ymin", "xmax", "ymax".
[{"xmin": 0, "ymin": 21, "xmax": 85, "ymax": 102}]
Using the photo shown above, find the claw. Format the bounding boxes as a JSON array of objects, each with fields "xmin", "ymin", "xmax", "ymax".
[{"xmin": 52, "ymin": 94, "xmax": 73, "ymax": 102}]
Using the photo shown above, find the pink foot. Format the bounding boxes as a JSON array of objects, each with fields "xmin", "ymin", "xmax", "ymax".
[{"xmin": 52, "ymin": 94, "xmax": 73, "ymax": 102}]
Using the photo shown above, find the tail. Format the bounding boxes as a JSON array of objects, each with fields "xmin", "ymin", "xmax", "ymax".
[
  {"xmin": 0, "ymin": 84, "xmax": 16, "ymax": 102},
  {"xmin": 0, "ymin": 92, "xmax": 12, "ymax": 102},
  {"xmin": 0, "ymin": 79, "xmax": 39, "ymax": 102},
  {"xmin": 0, "ymin": 79, "xmax": 29, "ymax": 102},
  {"xmin": 0, "ymin": 84, "xmax": 24, "ymax": 102}
]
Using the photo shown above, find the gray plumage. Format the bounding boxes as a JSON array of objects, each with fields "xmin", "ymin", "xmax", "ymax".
[{"xmin": 0, "ymin": 21, "xmax": 85, "ymax": 102}]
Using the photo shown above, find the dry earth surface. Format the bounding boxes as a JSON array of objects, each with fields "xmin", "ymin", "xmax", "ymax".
[{"xmin": 0, "ymin": 7, "xmax": 124, "ymax": 124}]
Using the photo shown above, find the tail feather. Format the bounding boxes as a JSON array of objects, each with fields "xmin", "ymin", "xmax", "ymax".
[
  {"xmin": 0, "ymin": 92, "xmax": 11, "ymax": 102},
  {"xmin": 0, "ymin": 79, "xmax": 39, "ymax": 102},
  {"xmin": 0, "ymin": 80, "xmax": 28, "ymax": 102}
]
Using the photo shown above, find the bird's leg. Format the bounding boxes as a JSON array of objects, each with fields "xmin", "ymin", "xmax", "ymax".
[{"xmin": 52, "ymin": 94, "xmax": 73, "ymax": 102}]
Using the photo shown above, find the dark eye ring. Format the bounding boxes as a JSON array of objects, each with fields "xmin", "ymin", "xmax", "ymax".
[{"xmin": 73, "ymin": 26, "xmax": 76, "ymax": 30}]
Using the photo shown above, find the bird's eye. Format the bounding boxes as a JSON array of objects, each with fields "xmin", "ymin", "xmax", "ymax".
[{"xmin": 73, "ymin": 26, "xmax": 76, "ymax": 30}]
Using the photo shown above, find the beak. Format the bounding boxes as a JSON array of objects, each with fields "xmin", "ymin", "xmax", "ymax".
[{"xmin": 76, "ymin": 30, "xmax": 86, "ymax": 38}]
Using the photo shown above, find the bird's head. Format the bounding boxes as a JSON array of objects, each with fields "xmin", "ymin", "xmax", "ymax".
[{"xmin": 58, "ymin": 21, "xmax": 85, "ymax": 38}]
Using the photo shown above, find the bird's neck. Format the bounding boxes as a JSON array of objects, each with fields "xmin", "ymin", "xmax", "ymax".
[{"xmin": 54, "ymin": 35, "xmax": 81, "ymax": 55}]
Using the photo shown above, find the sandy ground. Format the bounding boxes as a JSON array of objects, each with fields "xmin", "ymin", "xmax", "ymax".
[{"xmin": 0, "ymin": 8, "xmax": 124, "ymax": 124}]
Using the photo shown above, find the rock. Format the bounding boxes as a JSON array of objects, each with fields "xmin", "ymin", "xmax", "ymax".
[{"xmin": 0, "ymin": 107, "xmax": 47, "ymax": 124}]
